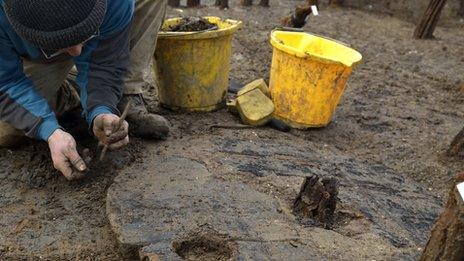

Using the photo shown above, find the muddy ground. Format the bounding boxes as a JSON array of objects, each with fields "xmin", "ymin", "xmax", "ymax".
[
  {"xmin": 1, "ymin": 1, "xmax": 464, "ymax": 260},
  {"xmin": 340, "ymin": 0, "xmax": 464, "ymax": 25}
]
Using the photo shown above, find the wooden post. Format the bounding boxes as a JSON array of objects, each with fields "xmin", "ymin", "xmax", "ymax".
[
  {"xmin": 186, "ymin": 0, "xmax": 200, "ymax": 7},
  {"xmin": 259, "ymin": 0, "xmax": 269, "ymax": 7},
  {"xmin": 241, "ymin": 0, "xmax": 252, "ymax": 6},
  {"xmin": 447, "ymin": 127, "xmax": 464, "ymax": 156},
  {"xmin": 420, "ymin": 173, "xmax": 464, "ymax": 260},
  {"xmin": 215, "ymin": 0, "xmax": 229, "ymax": 9},
  {"xmin": 413, "ymin": 0, "xmax": 448, "ymax": 39},
  {"xmin": 459, "ymin": 0, "xmax": 464, "ymax": 17},
  {"xmin": 293, "ymin": 175, "xmax": 338, "ymax": 226},
  {"xmin": 281, "ymin": 0, "xmax": 318, "ymax": 28},
  {"xmin": 168, "ymin": 0, "xmax": 180, "ymax": 7}
]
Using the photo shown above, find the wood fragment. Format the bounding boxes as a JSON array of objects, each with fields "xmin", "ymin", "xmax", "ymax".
[
  {"xmin": 420, "ymin": 173, "xmax": 464, "ymax": 261},
  {"xmin": 281, "ymin": 0, "xmax": 318, "ymax": 28},
  {"xmin": 413, "ymin": 0, "xmax": 448, "ymax": 39},
  {"xmin": 293, "ymin": 175, "xmax": 338, "ymax": 226},
  {"xmin": 168, "ymin": 0, "xmax": 180, "ymax": 7},
  {"xmin": 460, "ymin": 0, "xmax": 464, "ymax": 17},
  {"xmin": 259, "ymin": 0, "xmax": 269, "ymax": 7},
  {"xmin": 447, "ymin": 126, "xmax": 464, "ymax": 156},
  {"xmin": 215, "ymin": 0, "xmax": 228, "ymax": 9},
  {"xmin": 186, "ymin": 0, "xmax": 200, "ymax": 7},
  {"xmin": 241, "ymin": 0, "xmax": 252, "ymax": 6}
]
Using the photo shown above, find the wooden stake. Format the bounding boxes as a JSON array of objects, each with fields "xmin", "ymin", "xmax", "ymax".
[
  {"xmin": 413, "ymin": 0, "xmax": 448, "ymax": 39},
  {"xmin": 168, "ymin": 0, "xmax": 180, "ymax": 7},
  {"xmin": 241, "ymin": 0, "xmax": 252, "ymax": 6},
  {"xmin": 447, "ymin": 126, "xmax": 464, "ymax": 156},
  {"xmin": 259, "ymin": 0, "xmax": 269, "ymax": 7},
  {"xmin": 215, "ymin": 0, "xmax": 229, "ymax": 9},
  {"xmin": 281, "ymin": 0, "xmax": 318, "ymax": 28},
  {"xmin": 459, "ymin": 0, "xmax": 464, "ymax": 17},
  {"xmin": 420, "ymin": 173, "xmax": 464, "ymax": 261},
  {"xmin": 186, "ymin": 0, "xmax": 200, "ymax": 7},
  {"xmin": 293, "ymin": 175, "xmax": 338, "ymax": 226}
]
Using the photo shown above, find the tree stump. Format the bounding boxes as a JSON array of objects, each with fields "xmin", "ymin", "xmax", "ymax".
[
  {"xmin": 259, "ymin": 0, "xmax": 269, "ymax": 7},
  {"xmin": 413, "ymin": 0, "xmax": 448, "ymax": 39},
  {"xmin": 168, "ymin": 0, "xmax": 180, "ymax": 7},
  {"xmin": 281, "ymin": 0, "xmax": 319, "ymax": 28},
  {"xmin": 241, "ymin": 0, "xmax": 253, "ymax": 6},
  {"xmin": 187, "ymin": 0, "xmax": 200, "ymax": 7},
  {"xmin": 293, "ymin": 175, "xmax": 338, "ymax": 226},
  {"xmin": 420, "ymin": 173, "xmax": 464, "ymax": 261}
]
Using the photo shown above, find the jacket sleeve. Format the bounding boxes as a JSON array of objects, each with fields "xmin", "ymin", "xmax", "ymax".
[
  {"xmin": 73, "ymin": 22, "xmax": 131, "ymax": 127},
  {"xmin": 0, "ymin": 28, "xmax": 60, "ymax": 141}
]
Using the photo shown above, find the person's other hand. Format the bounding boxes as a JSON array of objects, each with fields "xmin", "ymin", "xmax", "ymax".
[
  {"xmin": 93, "ymin": 114, "xmax": 129, "ymax": 150},
  {"xmin": 48, "ymin": 129, "xmax": 87, "ymax": 180}
]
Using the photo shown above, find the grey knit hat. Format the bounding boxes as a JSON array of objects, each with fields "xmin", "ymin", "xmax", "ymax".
[{"xmin": 3, "ymin": 0, "xmax": 107, "ymax": 50}]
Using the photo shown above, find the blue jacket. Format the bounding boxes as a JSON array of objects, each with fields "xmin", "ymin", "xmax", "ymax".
[{"xmin": 0, "ymin": 0, "xmax": 134, "ymax": 141}]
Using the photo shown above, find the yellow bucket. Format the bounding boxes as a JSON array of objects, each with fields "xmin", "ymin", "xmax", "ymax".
[
  {"xmin": 155, "ymin": 17, "xmax": 241, "ymax": 112},
  {"xmin": 269, "ymin": 30, "xmax": 362, "ymax": 128}
]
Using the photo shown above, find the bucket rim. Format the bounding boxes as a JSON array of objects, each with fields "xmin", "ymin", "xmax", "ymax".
[
  {"xmin": 159, "ymin": 16, "xmax": 242, "ymax": 40},
  {"xmin": 270, "ymin": 30, "xmax": 363, "ymax": 67}
]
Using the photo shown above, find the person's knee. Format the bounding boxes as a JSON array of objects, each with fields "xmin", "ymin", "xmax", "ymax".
[{"xmin": 0, "ymin": 122, "xmax": 25, "ymax": 148}]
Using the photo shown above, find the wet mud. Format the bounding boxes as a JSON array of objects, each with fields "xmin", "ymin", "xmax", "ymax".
[
  {"xmin": 1, "ymin": 0, "xmax": 464, "ymax": 260},
  {"xmin": 166, "ymin": 17, "xmax": 218, "ymax": 32}
]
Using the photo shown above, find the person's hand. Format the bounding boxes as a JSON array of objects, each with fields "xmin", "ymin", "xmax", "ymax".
[
  {"xmin": 48, "ymin": 129, "xmax": 87, "ymax": 180},
  {"xmin": 93, "ymin": 114, "xmax": 129, "ymax": 150}
]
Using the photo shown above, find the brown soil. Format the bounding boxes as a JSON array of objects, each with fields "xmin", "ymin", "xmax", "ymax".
[
  {"xmin": 1, "ymin": 0, "xmax": 464, "ymax": 260},
  {"xmin": 166, "ymin": 17, "xmax": 218, "ymax": 32}
]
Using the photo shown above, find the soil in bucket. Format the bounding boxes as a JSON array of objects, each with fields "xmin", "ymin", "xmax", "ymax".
[{"xmin": 165, "ymin": 17, "xmax": 218, "ymax": 32}]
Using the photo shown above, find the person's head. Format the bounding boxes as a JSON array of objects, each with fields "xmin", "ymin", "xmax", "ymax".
[{"xmin": 3, "ymin": 0, "xmax": 107, "ymax": 58}]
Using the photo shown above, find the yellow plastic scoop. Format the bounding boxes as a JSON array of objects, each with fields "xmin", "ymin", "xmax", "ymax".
[{"xmin": 236, "ymin": 89, "xmax": 275, "ymax": 126}]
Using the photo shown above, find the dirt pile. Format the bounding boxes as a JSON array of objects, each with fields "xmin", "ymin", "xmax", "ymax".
[{"xmin": 165, "ymin": 17, "xmax": 218, "ymax": 32}]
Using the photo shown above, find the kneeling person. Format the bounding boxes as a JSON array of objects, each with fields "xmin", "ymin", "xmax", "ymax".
[{"xmin": 0, "ymin": 0, "xmax": 169, "ymax": 180}]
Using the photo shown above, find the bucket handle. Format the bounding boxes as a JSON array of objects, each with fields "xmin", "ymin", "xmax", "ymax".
[{"xmin": 273, "ymin": 27, "xmax": 351, "ymax": 47}]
